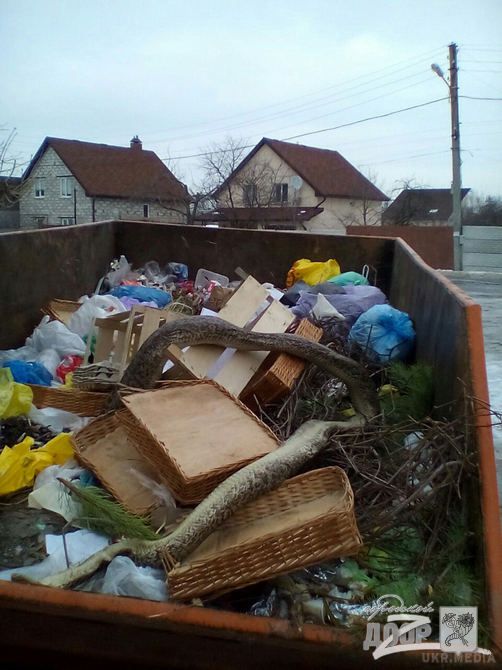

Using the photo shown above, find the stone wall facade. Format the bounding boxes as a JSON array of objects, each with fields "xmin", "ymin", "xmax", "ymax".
[{"xmin": 19, "ymin": 147, "xmax": 185, "ymax": 229}]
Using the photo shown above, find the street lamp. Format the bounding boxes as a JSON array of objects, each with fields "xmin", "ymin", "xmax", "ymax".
[{"xmin": 431, "ymin": 44, "xmax": 463, "ymax": 271}]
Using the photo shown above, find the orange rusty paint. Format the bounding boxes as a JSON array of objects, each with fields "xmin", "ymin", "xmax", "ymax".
[
  {"xmin": 465, "ymin": 303, "xmax": 502, "ymax": 652},
  {"xmin": 0, "ymin": 581, "xmax": 355, "ymax": 648}
]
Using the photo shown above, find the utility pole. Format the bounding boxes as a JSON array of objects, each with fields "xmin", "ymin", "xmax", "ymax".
[{"xmin": 449, "ymin": 42, "xmax": 463, "ymax": 271}]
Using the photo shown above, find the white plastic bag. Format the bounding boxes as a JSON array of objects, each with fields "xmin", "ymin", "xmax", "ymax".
[
  {"xmin": 35, "ymin": 348, "xmax": 61, "ymax": 378},
  {"xmin": 100, "ymin": 556, "xmax": 168, "ymax": 601},
  {"xmin": 0, "ymin": 345, "xmax": 39, "ymax": 365},
  {"xmin": 67, "ymin": 294, "xmax": 126, "ymax": 337},
  {"xmin": 26, "ymin": 316, "xmax": 86, "ymax": 357},
  {"xmin": 28, "ymin": 406, "xmax": 91, "ymax": 433}
]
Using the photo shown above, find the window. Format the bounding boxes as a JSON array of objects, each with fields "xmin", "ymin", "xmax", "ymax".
[
  {"xmin": 243, "ymin": 183, "xmax": 258, "ymax": 206},
  {"xmin": 34, "ymin": 178, "xmax": 45, "ymax": 198},
  {"xmin": 143, "ymin": 204, "xmax": 149, "ymax": 218},
  {"xmin": 59, "ymin": 217, "xmax": 74, "ymax": 226},
  {"xmin": 272, "ymin": 183, "xmax": 288, "ymax": 204},
  {"xmin": 60, "ymin": 177, "xmax": 73, "ymax": 197},
  {"xmin": 33, "ymin": 216, "xmax": 48, "ymax": 227}
]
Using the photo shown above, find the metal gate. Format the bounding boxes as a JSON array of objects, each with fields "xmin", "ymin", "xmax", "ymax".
[{"xmin": 462, "ymin": 226, "xmax": 502, "ymax": 272}]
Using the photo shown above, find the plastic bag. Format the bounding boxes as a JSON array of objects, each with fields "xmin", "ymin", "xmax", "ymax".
[
  {"xmin": 0, "ymin": 345, "xmax": 39, "ymax": 365},
  {"xmin": 349, "ymin": 304, "xmax": 416, "ymax": 363},
  {"xmin": 0, "ymin": 530, "xmax": 109, "ymax": 582},
  {"xmin": 292, "ymin": 285, "xmax": 387, "ymax": 327},
  {"xmin": 56, "ymin": 355, "xmax": 83, "ymax": 382},
  {"xmin": 0, "ymin": 433, "xmax": 74, "ymax": 496},
  {"xmin": 67, "ymin": 295, "xmax": 126, "ymax": 337},
  {"xmin": 26, "ymin": 316, "xmax": 86, "ymax": 357},
  {"xmin": 2, "ymin": 360, "xmax": 53, "ymax": 386},
  {"xmin": 110, "ymin": 285, "xmax": 172, "ymax": 308},
  {"xmin": 286, "ymin": 258, "xmax": 340, "ymax": 288},
  {"xmin": 0, "ymin": 368, "xmax": 33, "ymax": 419},
  {"xmin": 35, "ymin": 348, "xmax": 61, "ymax": 378},
  {"xmin": 328, "ymin": 271, "xmax": 369, "ymax": 287},
  {"xmin": 99, "ymin": 556, "xmax": 168, "ymax": 601},
  {"xmin": 28, "ymin": 406, "xmax": 90, "ymax": 433}
]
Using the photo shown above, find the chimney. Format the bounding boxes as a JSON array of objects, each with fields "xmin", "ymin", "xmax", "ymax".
[{"xmin": 130, "ymin": 135, "xmax": 142, "ymax": 150}]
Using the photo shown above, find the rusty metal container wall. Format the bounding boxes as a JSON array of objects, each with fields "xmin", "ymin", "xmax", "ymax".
[{"xmin": 0, "ymin": 222, "xmax": 500, "ymax": 667}]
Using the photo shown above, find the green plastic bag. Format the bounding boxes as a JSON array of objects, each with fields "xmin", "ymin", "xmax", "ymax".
[
  {"xmin": 328, "ymin": 271, "xmax": 369, "ymax": 287},
  {"xmin": 0, "ymin": 368, "xmax": 33, "ymax": 419}
]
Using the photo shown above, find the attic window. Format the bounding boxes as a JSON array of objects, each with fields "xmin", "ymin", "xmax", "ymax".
[
  {"xmin": 428, "ymin": 208, "xmax": 439, "ymax": 215},
  {"xmin": 60, "ymin": 177, "xmax": 72, "ymax": 198},
  {"xmin": 143, "ymin": 204, "xmax": 149, "ymax": 218},
  {"xmin": 243, "ymin": 183, "xmax": 258, "ymax": 206},
  {"xmin": 34, "ymin": 178, "xmax": 45, "ymax": 198},
  {"xmin": 272, "ymin": 183, "xmax": 288, "ymax": 204}
]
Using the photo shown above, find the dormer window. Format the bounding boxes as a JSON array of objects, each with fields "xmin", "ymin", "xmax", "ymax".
[{"xmin": 272, "ymin": 183, "xmax": 288, "ymax": 203}]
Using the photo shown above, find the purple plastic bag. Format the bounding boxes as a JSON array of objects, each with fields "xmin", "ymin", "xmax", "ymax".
[{"xmin": 292, "ymin": 285, "xmax": 387, "ymax": 327}]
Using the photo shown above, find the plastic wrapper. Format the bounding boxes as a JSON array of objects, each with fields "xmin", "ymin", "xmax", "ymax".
[
  {"xmin": 26, "ymin": 316, "xmax": 86, "ymax": 357},
  {"xmin": 349, "ymin": 304, "xmax": 416, "ymax": 363},
  {"xmin": 165, "ymin": 262, "xmax": 188, "ymax": 282},
  {"xmin": 56, "ymin": 355, "xmax": 83, "ymax": 383}
]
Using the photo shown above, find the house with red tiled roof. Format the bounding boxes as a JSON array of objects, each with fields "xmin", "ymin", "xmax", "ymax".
[
  {"xmin": 19, "ymin": 136, "xmax": 189, "ymax": 229},
  {"xmin": 208, "ymin": 138, "xmax": 389, "ymax": 232}
]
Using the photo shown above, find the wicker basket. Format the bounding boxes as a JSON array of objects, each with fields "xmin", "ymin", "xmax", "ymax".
[
  {"xmin": 167, "ymin": 466, "xmax": 362, "ymax": 600},
  {"xmin": 29, "ymin": 384, "xmax": 108, "ymax": 417},
  {"xmin": 119, "ymin": 380, "xmax": 279, "ymax": 505},
  {"xmin": 42, "ymin": 299, "xmax": 81, "ymax": 326},
  {"xmin": 241, "ymin": 319, "xmax": 323, "ymax": 405},
  {"xmin": 72, "ymin": 411, "xmax": 163, "ymax": 516}
]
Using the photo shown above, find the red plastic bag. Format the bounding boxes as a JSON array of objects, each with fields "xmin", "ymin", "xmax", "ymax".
[{"xmin": 56, "ymin": 355, "xmax": 83, "ymax": 383}]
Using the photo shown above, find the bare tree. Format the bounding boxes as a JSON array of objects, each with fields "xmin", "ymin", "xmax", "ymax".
[
  {"xmin": 336, "ymin": 169, "xmax": 387, "ymax": 227},
  {"xmin": 0, "ymin": 127, "xmax": 25, "ymax": 208}
]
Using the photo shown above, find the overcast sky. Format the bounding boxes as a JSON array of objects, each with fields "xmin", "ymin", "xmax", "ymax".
[{"xmin": 2, "ymin": 0, "xmax": 502, "ymax": 199}]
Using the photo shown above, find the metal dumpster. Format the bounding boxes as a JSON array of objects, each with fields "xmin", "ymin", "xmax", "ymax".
[{"xmin": 0, "ymin": 221, "xmax": 500, "ymax": 668}]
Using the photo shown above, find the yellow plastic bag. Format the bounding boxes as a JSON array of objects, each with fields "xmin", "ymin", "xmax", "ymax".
[
  {"xmin": 0, "ymin": 368, "xmax": 33, "ymax": 419},
  {"xmin": 286, "ymin": 258, "xmax": 341, "ymax": 288},
  {"xmin": 0, "ymin": 433, "xmax": 74, "ymax": 496}
]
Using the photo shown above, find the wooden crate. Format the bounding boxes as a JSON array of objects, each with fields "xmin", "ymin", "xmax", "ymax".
[
  {"xmin": 241, "ymin": 319, "xmax": 323, "ymax": 406},
  {"xmin": 87, "ymin": 305, "xmax": 180, "ymax": 374},
  {"xmin": 119, "ymin": 380, "xmax": 279, "ymax": 505},
  {"xmin": 167, "ymin": 467, "xmax": 362, "ymax": 600}
]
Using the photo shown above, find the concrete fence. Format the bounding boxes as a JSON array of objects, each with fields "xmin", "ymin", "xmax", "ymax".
[{"xmin": 462, "ymin": 226, "xmax": 502, "ymax": 272}]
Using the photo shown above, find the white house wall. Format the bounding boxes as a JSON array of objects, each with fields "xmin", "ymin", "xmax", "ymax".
[
  {"xmin": 217, "ymin": 144, "xmax": 383, "ymax": 232},
  {"xmin": 19, "ymin": 146, "xmax": 185, "ymax": 229}
]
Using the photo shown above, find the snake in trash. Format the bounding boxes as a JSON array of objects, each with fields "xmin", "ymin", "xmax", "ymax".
[
  {"xmin": 15, "ymin": 315, "xmax": 378, "ymax": 589},
  {"xmin": 114, "ymin": 315, "xmax": 379, "ymax": 420}
]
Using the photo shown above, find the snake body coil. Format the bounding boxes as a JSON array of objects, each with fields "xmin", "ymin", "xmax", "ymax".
[{"xmin": 121, "ymin": 315, "xmax": 378, "ymax": 420}]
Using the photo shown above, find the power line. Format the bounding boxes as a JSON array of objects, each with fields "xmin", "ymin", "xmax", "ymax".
[
  {"xmin": 460, "ymin": 95, "xmax": 502, "ymax": 101},
  {"xmin": 281, "ymin": 97, "xmax": 449, "ymax": 142},
  {"xmin": 163, "ymin": 97, "xmax": 449, "ymax": 161},
  {"xmin": 139, "ymin": 47, "xmax": 445, "ymax": 141}
]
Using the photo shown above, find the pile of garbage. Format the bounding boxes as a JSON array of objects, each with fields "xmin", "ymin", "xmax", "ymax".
[{"xmin": 0, "ymin": 255, "xmax": 481, "ymax": 635}]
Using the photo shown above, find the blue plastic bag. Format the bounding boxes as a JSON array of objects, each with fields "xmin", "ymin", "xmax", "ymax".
[
  {"xmin": 349, "ymin": 304, "xmax": 415, "ymax": 363},
  {"xmin": 109, "ymin": 285, "xmax": 172, "ymax": 308},
  {"xmin": 2, "ymin": 360, "xmax": 53, "ymax": 386}
]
